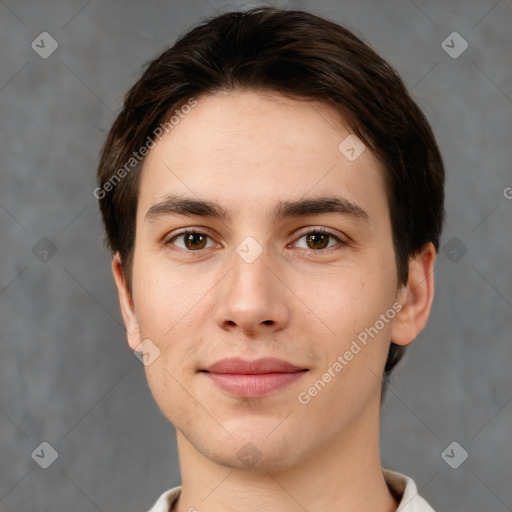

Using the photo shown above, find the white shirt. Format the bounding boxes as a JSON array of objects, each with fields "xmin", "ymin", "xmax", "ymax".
[{"xmin": 146, "ymin": 468, "xmax": 435, "ymax": 511}]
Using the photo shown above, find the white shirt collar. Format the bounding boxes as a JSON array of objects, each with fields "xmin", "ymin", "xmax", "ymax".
[{"xmin": 146, "ymin": 468, "xmax": 435, "ymax": 512}]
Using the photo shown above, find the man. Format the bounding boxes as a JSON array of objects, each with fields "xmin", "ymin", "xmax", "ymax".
[{"xmin": 96, "ymin": 7, "xmax": 444, "ymax": 511}]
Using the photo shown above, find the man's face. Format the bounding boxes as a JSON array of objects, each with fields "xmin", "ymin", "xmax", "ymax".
[{"xmin": 121, "ymin": 90, "xmax": 403, "ymax": 471}]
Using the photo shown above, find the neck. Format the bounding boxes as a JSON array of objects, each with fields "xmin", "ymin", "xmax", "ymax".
[{"xmin": 173, "ymin": 396, "xmax": 397, "ymax": 512}]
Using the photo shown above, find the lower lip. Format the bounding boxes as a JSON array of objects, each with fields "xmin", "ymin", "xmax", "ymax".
[{"xmin": 203, "ymin": 371, "xmax": 308, "ymax": 398}]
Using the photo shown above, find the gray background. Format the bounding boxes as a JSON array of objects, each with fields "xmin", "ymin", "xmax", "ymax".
[{"xmin": 1, "ymin": 0, "xmax": 511, "ymax": 510}]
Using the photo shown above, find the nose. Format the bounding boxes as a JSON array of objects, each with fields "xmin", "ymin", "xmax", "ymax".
[{"xmin": 213, "ymin": 246, "xmax": 291, "ymax": 336}]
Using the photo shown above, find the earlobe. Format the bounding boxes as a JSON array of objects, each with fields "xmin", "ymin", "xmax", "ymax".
[
  {"xmin": 391, "ymin": 242, "xmax": 437, "ymax": 347},
  {"xmin": 112, "ymin": 253, "xmax": 142, "ymax": 350}
]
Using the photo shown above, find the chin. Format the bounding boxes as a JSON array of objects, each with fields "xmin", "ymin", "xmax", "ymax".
[
  {"xmin": 212, "ymin": 429, "xmax": 302, "ymax": 473},
  {"xmin": 210, "ymin": 444, "xmax": 297, "ymax": 473}
]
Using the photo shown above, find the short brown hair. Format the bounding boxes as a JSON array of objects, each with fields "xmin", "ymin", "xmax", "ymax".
[{"xmin": 96, "ymin": 6, "xmax": 445, "ymax": 380}]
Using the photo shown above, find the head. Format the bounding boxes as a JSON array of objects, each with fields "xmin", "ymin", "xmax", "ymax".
[{"xmin": 97, "ymin": 7, "xmax": 444, "ymax": 470}]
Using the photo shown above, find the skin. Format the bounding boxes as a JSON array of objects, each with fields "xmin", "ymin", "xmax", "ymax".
[{"xmin": 112, "ymin": 90, "xmax": 436, "ymax": 512}]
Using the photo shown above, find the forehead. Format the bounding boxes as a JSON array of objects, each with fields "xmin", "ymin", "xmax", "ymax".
[{"xmin": 137, "ymin": 90, "xmax": 387, "ymax": 218}]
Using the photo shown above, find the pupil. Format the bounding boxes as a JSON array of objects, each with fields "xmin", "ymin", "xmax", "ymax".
[
  {"xmin": 307, "ymin": 233, "xmax": 328, "ymax": 249},
  {"xmin": 186, "ymin": 233, "xmax": 205, "ymax": 250}
]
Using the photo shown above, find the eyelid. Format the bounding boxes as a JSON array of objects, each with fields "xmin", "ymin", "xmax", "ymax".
[
  {"xmin": 289, "ymin": 226, "xmax": 348, "ymax": 249},
  {"xmin": 163, "ymin": 227, "xmax": 218, "ymax": 247},
  {"xmin": 164, "ymin": 227, "xmax": 207, "ymax": 242},
  {"xmin": 292, "ymin": 225, "xmax": 345, "ymax": 239}
]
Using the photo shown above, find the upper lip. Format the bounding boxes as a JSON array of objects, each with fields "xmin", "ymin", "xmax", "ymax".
[{"xmin": 202, "ymin": 357, "xmax": 308, "ymax": 374}]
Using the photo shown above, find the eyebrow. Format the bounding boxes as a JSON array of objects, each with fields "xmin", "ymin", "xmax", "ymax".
[{"xmin": 144, "ymin": 195, "xmax": 370, "ymax": 225}]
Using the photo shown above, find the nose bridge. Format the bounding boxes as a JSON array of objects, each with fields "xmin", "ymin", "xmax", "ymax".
[
  {"xmin": 229, "ymin": 241, "xmax": 273, "ymax": 308},
  {"xmin": 214, "ymin": 239, "xmax": 290, "ymax": 333},
  {"xmin": 232, "ymin": 243, "xmax": 270, "ymax": 295}
]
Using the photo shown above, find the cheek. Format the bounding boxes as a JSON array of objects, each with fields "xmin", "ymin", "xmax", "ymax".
[
  {"xmin": 297, "ymin": 278, "xmax": 396, "ymax": 421},
  {"xmin": 137, "ymin": 288, "xmax": 208, "ymax": 429},
  {"xmin": 131, "ymin": 258, "xmax": 213, "ymax": 376},
  {"xmin": 131, "ymin": 260, "xmax": 199, "ymax": 337},
  {"xmin": 307, "ymin": 267, "xmax": 394, "ymax": 337}
]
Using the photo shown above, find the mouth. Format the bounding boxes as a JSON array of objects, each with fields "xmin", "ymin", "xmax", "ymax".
[{"xmin": 200, "ymin": 357, "xmax": 309, "ymax": 398}]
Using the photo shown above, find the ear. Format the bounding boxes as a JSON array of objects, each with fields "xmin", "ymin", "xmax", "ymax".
[
  {"xmin": 112, "ymin": 252, "xmax": 142, "ymax": 351},
  {"xmin": 391, "ymin": 242, "xmax": 436, "ymax": 347}
]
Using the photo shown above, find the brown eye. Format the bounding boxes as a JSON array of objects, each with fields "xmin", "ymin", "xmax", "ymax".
[
  {"xmin": 293, "ymin": 228, "xmax": 345, "ymax": 251},
  {"xmin": 305, "ymin": 232, "xmax": 330, "ymax": 250},
  {"xmin": 183, "ymin": 233, "xmax": 207, "ymax": 250},
  {"xmin": 167, "ymin": 230, "xmax": 214, "ymax": 251}
]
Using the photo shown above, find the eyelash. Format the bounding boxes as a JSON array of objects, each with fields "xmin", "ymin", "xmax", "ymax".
[{"xmin": 164, "ymin": 227, "xmax": 347, "ymax": 253}]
